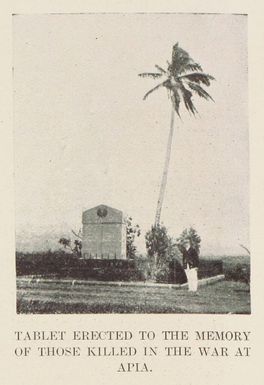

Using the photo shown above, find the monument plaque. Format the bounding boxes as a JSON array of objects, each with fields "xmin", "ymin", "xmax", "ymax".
[{"xmin": 82, "ymin": 204, "xmax": 127, "ymax": 259}]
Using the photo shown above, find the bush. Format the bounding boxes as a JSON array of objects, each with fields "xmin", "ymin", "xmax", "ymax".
[
  {"xmin": 16, "ymin": 252, "xmax": 147, "ymax": 282},
  {"xmin": 224, "ymin": 263, "xmax": 250, "ymax": 284},
  {"xmin": 198, "ymin": 259, "xmax": 223, "ymax": 279},
  {"xmin": 16, "ymin": 250, "xmax": 78, "ymax": 277},
  {"xmin": 16, "ymin": 252, "xmax": 225, "ymax": 284},
  {"xmin": 177, "ymin": 227, "xmax": 201, "ymax": 252},
  {"xmin": 168, "ymin": 259, "xmax": 187, "ymax": 284},
  {"xmin": 145, "ymin": 225, "xmax": 171, "ymax": 280}
]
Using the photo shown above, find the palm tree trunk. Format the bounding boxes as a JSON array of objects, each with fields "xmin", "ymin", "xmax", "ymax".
[{"xmin": 154, "ymin": 105, "xmax": 175, "ymax": 226}]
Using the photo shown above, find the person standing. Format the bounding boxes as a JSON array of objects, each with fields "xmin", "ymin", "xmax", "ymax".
[{"xmin": 180, "ymin": 239, "xmax": 199, "ymax": 292}]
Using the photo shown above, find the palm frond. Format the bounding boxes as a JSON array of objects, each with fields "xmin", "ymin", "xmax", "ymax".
[
  {"xmin": 171, "ymin": 43, "xmax": 198, "ymax": 75},
  {"xmin": 187, "ymin": 82, "xmax": 214, "ymax": 101},
  {"xmin": 178, "ymin": 72, "xmax": 215, "ymax": 86},
  {"xmin": 138, "ymin": 72, "xmax": 163, "ymax": 79},
  {"xmin": 143, "ymin": 80, "xmax": 169, "ymax": 100},
  {"xmin": 179, "ymin": 84, "xmax": 197, "ymax": 115},
  {"xmin": 183, "ymin": 62, "xmax": 203, "ymax": 73},
  {"xmin": 155, "ymin": 65, "xmax": 167, "ymax": 74},
  {"xmin": 139, "ymin": 43, "xmax": 215, "ymax": 116}
]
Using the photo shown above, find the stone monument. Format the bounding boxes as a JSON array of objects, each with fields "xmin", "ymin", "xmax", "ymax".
[{"xmin": 82, "ymin": 204, "xmax": 127, "ymax": 259}]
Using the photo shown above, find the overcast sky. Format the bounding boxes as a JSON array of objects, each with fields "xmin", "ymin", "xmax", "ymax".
[{"xmin": 13, "ymin": 13, "xmax": 248, "ymax": 255}]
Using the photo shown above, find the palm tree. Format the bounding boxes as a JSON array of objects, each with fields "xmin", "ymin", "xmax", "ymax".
[{"xmin": 139, "ymin": 43, "xmax": 215, "ymax": 226}]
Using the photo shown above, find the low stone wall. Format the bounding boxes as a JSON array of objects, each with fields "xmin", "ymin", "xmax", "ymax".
[{"xmin": 17, "ymin": 274, "xmax": 225, "ymax": 289}]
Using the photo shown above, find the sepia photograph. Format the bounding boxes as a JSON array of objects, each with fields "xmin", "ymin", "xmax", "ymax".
[{"xmin": 13, "ymin": 13, "xmax": 250, "ymax": 314}]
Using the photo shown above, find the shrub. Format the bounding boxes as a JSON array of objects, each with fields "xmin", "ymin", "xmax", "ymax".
[
  {"xmin": 126, "ymin": 217, "xmax": 141, "ymax": 259},
  {"xmin": 16, "ymin": 252, "xmax": 147, "ymax": 282},
  {"xmin": 16, "ymin": 252, "xmax": 225, "ymax": 284},
  {"xmin": 145, "ymin": 225, "xmax": 171, "ymax": 280},
  {"xmin": 177, "ymin": 227, "xmax": 201, "ymax": 252},
  {"xmin": 224, "ymin": 263, "xmax": 250, "ymax": 284},
  {"xmin": 198, "ymin": 259, "xmax": 223, "ymax": 279}
]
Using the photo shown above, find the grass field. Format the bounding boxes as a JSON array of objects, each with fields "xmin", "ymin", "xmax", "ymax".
[{"xmin": 17, "ymin": 279, "xmax": 250, "ymax": 314}]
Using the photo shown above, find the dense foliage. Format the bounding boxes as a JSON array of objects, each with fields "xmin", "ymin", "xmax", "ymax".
[
  {"xmin": 16, "ymin": 251, "xmax": 224, "ymax": 283},
  {"xmin": 126, "ymin": 217, "xmax": 141, "ymax": 259},
  {"xmin": 145, "ymin": 225, "xmax": 183, "ymax": 282},
  {"xmin": 177, "ymin": 227, "xmax": 201, "ymax": 252}
]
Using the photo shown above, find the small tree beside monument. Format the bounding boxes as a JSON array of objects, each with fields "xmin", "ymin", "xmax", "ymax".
[
  {"xmin": 145, "ymin": 225, "xmax": 170, "ymax": 281},
  {"xmin": 145, "ymin": 225, "xmax": 184, "ymax": 282},
  {"xmin": 59, "ymin": 237, "xmax": 82, "ymax": 258},
  {"xmin": 126, "ymin": 217, "xmax": 141, "ymax": 259}
]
